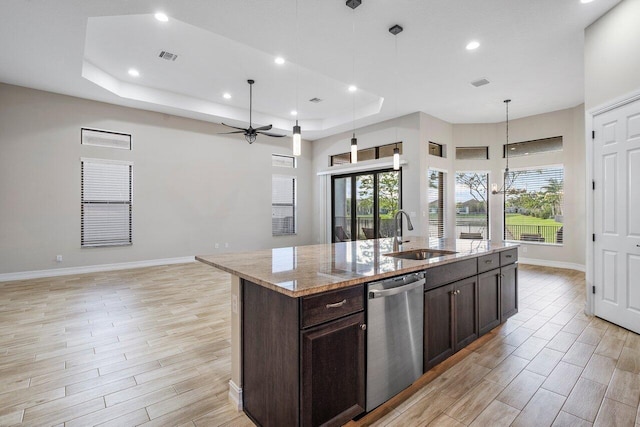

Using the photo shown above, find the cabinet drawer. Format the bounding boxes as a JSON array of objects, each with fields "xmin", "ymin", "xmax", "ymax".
[
  {"xmin": 500, "ymin": 249, "xmax": 518, "ymax": 266},
  {"xmin": 478, "ymin": 253, "xmax": 500, "ymax": 273},
  {"xmin": 424, "ymin": 259, "xmax": 477, "ymax": 290},
  {"xmin": 301, "ymin": 285, "xmax": 364, "ymax": 329}
]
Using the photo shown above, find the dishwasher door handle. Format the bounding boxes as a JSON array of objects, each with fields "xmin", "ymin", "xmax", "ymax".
[{"xmin": 368, "ymin": 278, "xmax": 425, "ymax": 299}]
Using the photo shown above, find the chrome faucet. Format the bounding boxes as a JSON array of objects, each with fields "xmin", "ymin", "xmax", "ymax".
[{"xmin": 393, "ymin": 210, "xmax": 414, "ymax": 252}]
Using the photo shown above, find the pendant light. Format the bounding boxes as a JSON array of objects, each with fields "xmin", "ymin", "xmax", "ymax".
[
  {"xmin": 491, "ymin": 99, "xmax": 512, "ymax": 195},
  {"xmin": 292, "ymin": 0, "xmax": 302, "ymax": 156},
  {"xmin": 393, "ymin": 143, "xmax": 400, "ymax": 170},
  {"xmin": 349, "ymin": 1, "xmax": 359, "ymax": 163},
  {"xmin": 390, "ymin": 24, "xmax": 403, "ymax": 171}
]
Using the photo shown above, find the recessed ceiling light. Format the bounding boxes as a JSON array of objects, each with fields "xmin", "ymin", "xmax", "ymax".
[
  {"xmin": 154, "ymin": 12, "xmax": 169, "ymax": 22},
  {"xmin": 348, "ymin": 85, "xmax": 357, "ymax": 92},
  {"xmin": 275, "ymin": 57, "xmax": 285, "ymax": 65},
  {"xmin": 290, "ymin": 110, "xmax": 298, "ymax": 116},
  {"xmin": 128, "ymin": 68, "xmax": 140, "ymax": 77},
  {"xmin": 223, "ymin": 93, "xmax": 231, "ymax": 99},
  {"xmin": 580, "ymin": 0, "xmax": 594, "ymax": 3},
  {"xmin": 466, "ymin": 41, "xmax": 480, "ymax": 50}
]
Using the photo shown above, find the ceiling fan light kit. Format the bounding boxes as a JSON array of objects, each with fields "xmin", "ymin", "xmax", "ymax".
[{"xmin": 219, "ymin": 79, "xmax": 285, "ymax": 144}]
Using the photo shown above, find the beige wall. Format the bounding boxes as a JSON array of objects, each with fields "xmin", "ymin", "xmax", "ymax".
[
  {"xmin": 0, "ymin": 83, "xmax": 313, "ymax": 275},
  {"xmin": 313, "ymin": 105, "xmax": 586, "ymax": 268},
  {"xmin": 454, "ymin": 105, "xmax": 586, "ymax": 268},
  {"xmin": 585, "ymin": 0, "xmax": 640, "ymax": 110}
]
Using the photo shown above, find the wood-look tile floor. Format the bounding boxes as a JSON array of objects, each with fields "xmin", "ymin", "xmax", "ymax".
[
  {"xmin": 1, "ymin": 263, "xmax": 638, "ymax": 426},
  {"xmin": 351, "ymin": 265, "xmax": 640, "ymax": 427}
]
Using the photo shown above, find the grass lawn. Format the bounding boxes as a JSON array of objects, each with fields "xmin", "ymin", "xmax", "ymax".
[{"xmin": 505, "ymin": 213, "xmax": 562, "ymax": 226}]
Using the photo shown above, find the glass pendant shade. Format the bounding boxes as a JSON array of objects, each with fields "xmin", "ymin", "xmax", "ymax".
[
  {"xmin": 292, "ymin": 122, "xmax": 301, "ymax": 156},
  {"xmin": 351, "ymin": 134, "xmax": 358, "ymax": 163}
]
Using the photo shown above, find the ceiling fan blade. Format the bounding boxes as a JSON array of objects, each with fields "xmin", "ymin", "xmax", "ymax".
[
  {"xmin": 221, "ymin": 123, "xmax": 249, "ymax": 131},
  {"xmin": 257, "ymin": 131, "xmax": 287, "ymax": 138},
  {"xmin": 253, "ymin": 124, "xmax": 273, "ymax": 131},
  {"xmin": 218, "ymin": 131, "xmax": 246, "ymax": 135}
]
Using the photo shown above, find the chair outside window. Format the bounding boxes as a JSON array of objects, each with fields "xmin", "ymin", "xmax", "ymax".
[
  {"xmin": 335, "ymin": 226, "xmax": 351, "ymax": 242},
  {"xmin": 362, "ymin": 227, "xmax": 376, "ymax": 239}
]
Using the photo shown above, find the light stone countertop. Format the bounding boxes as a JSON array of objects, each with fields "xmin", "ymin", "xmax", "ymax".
[{"xmin": 196, "ymin": 237, "xmax": 518, "ymax": 298}]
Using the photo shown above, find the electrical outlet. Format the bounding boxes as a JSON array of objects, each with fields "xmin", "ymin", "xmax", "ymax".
[
  {"xmin": 232, "ymin": 294, "xmax": 238, "ymax": 314},
  {"xmin": 522, "ymin": 246, "xmax": 528, "ymax": 253},
  {"xmin": 225, "ymin": 242, "xmax": 229, "ymax": 248},
  {"xmin": 56, "ymin": 255, "xmax": 63, "ymax": 263},
  {"xmin": 215, "ymin": 243, "xmax": 219, "ymax": 249}
]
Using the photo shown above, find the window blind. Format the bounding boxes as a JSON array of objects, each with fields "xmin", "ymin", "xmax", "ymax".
[
  {"xmin": 272, "ymin": 175, "xmax": 296, "ymax": 236},
  {"xmin": 504, "ymin": 166, "xmax": 564, "ymax": 244},
  {"xmin": 428, "ymin": 169, "xmax": 445, "ymax": 238},
  {"xmin": 81, "ymin": 159, "xmax": 132, "ymax": 247}
]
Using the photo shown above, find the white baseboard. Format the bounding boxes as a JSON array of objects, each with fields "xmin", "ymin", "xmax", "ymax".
[
  {"xmin": 0, "ymin": 256, "xmax": 196, "ymax": 282},
  {"xmin": 228, "ymin": 380, "xmax": 243, "ymax": 411},
  {"xmin": 519, "ymin": 257, "xmax": 585, "ymax": 272}
]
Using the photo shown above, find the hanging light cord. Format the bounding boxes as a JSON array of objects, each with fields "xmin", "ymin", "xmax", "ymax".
[
  {"xmin": 394, "ymin": 33, "xmax": 398, "ymax": 144},
  {"xmin": 352, "ymin": 8, "xmax": 356, "ymax": 137},
  {"xmin": 295, "ymin": 0, "xmax": 299, "ymax": 126},
  {"xmin": 505, "ymin": 99, "xmax": 510, "ymax": 172}
]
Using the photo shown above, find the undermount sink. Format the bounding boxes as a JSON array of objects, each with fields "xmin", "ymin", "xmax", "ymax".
[{"xmin": 384, "ymin": 248, "xmax": 457, "ymax": 260}]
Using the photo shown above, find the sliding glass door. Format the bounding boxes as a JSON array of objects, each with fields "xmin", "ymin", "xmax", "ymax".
[{"xmin": 332, "ymin": 169, "xmax": 401, "ymax": 242}]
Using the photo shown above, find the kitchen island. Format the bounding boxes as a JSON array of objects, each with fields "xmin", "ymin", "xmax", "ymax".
[{"xmin": 197, "ymin": 237, "xmax": 518, "ymax": 427}]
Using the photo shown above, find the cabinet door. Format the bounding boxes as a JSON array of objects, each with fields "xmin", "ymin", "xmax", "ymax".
[
  {"xmin": 501, "ymin": 263, "xmax": 518, "ymax": 321},
  {"xmin": 478, "ymin": 269, "xmax": 501, "ymax": 336},
  {"xmin": 454, "ymin": 276, "xmax": 478, "ymax": 350},
  {"xmin": 424, "ymin": 284, "xmax": 454, "ymax": 371},
  {"xmin": 301, "ymin": 312, "xmax": 365, "ymax": 427}
]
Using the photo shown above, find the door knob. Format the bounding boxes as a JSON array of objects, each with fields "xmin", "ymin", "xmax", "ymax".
[{"xmin": 360, "ymin": 324, "xmax": 367, "ymax": 331}]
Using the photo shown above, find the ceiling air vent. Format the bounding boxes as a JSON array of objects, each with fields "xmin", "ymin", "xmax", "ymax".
[
  {"xmin": 158, "ymin": 50, "xmax": 178, "ymax": 61},
  {"xmin": 309, "ymin": 97, "xmax": 323, "ymax": 103},
  {"xmin": 471, "ymin": 78, "xmax": 490, "ymax": 87}
]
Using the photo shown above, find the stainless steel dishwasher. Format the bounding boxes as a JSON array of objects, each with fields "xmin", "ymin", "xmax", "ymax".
[{"xmin": 366, "ymin": 272, "xmax": 424, "ymax": 411}]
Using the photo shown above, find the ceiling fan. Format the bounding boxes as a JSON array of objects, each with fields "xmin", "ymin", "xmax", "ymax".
[{"xmin": 220, "ymin": 79, "xmax": 286, "ymax": 144}]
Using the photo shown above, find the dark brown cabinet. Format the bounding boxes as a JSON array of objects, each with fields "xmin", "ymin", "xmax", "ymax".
[
  {"xmin": 478, "ymin": 269, "xmax": 501, "ymax": 336},
  {"xmin": 501, "ymin": 262, "xmax": 518, "ymax": 321},
  {"xmin": 243, "ymin": 280, "xmax": 365, "ymax": 427},
  {"xmin": 424, "ymin": 275, "xmax": 478, "ymax": 371},
  {"xmin": 301, "ymin": 312, "xmax": 365, "ymax": 426}
]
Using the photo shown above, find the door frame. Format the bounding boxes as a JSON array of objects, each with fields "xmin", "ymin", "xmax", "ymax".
[
  {"xmin": 330, "ymin": 168, "xmax": 402, "ymax": 243},
  {"xmin": 586, "ymin": 87, "xmax": 640, "ymax": 316}
]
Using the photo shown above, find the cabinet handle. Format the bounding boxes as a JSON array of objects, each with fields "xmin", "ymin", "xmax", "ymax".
[
  {"xmin": 484, "ymin": 260, "xmax": 493, "ymax": 264},
  {"xmin": 360, "ymin": 324, "xmax": 367, "ymax": 331},
  {"xmin": 506, "ymin": 255, "xmax": 513, "ymax": 258},
  {"xmin": 326, "ymin": 299, "xmax": 347, "ymax": 308}
]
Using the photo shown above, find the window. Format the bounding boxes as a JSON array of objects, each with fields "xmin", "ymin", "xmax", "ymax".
[
  {"xmin": 504, "ymin": 166, "xmax": 564, "ymax": 244},
  {"xmin": 272, "ymin": 175, "xmax": 296, "ymax": 235},
  {"xmin": 331, "ymin": 169, "xmax": 401, "ymax": 242},
  {"xmin": 272, "ymin": 154, "xmax": 296, "ymax": 168},
  {"xmin": 429, "ymin": 142, "xmax": 444, "ymax": 158},
  {"xmin": 455, "ymin": 172, "xmax": 489, "ymax": 239},
  {"xmin": 330, "ymin": 142, "xmax": 402, "ymax": 166},
  {"xmin": 428, "ymin": 169, "xmax": 445, "ymax": 238},
  {"xmin": 504, "ymin": 136, "xmax": 562, "ymax": 158},
  {"xmin": 81, "ymin": 159, "xmax": 132, "ymax": 247},
  {"xmin": 81, "ymin": 128, "xmax": 131, "ymax": 150},
  {"xmin": 456, "ymin": 146, "xmax": 489, "ymax": 160}
]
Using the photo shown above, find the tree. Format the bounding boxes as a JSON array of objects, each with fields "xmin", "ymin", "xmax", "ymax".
[
  {"xmin": 455, "ymin": 172, "xmax": 488, "ymax": 206},
  {"xmin": 542, "ymin": 178, "xmax": 563, "ymax": 216}
]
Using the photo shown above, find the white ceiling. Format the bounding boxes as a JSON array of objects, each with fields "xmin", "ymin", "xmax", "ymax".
[{"xmin": 0, "ymin": 0, "xmax": 620, "ymax": 140}]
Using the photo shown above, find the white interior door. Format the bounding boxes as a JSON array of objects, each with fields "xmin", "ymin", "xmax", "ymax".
[{"xmin": 593, "ymin": 98, "xmax": 640, "ymax": 333}]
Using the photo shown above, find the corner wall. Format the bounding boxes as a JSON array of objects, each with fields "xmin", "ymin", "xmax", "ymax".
[
  {"xmin": 585, "ymin": 0, "xmax": 640, "ymax": 110},
  {"xmin": 454, "ymin": 105, "xmax": 586, "ymax": 269},
  {"xmin": 0, "ymin": 83, "xmax": 313, "ymax": 276}
]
